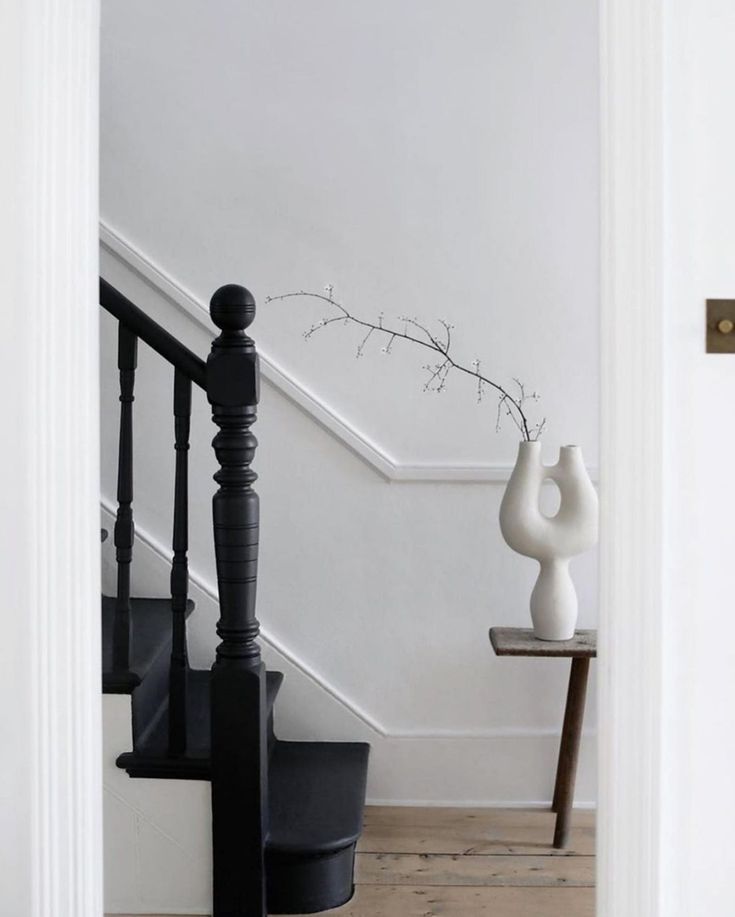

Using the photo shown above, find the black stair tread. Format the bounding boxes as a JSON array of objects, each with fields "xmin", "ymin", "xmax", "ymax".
[
  {"xmin": 116, "ymin": 668, "xmax": 283, "ymax": 779},
  {"xmin": 102, "ymin": 595, "xmax": 195, "ymax": 694},
  {"xmin": 267, "ymin": 741, "xmax": 369, "ymax": 856}
]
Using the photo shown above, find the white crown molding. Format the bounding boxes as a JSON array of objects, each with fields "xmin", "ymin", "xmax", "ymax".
[
  {"xmin": 599, "ymin": 1, "xmax": 664, "ymax": 916},
  {"xmin": 100, "ymin": 498, "xmax": 596, "ymax": 743},
  {"xmin": 100, "ymin": 222, "xmax": 598, "ymax": 484}
]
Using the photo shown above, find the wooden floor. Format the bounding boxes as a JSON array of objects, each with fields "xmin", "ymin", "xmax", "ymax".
[
  {"xmin": 113, "ymin": 806, "xmax": 595, "ymax": 917},
  {"xmin": 341, "ymin": 806, "xmax": 595, "ymax": 917}
]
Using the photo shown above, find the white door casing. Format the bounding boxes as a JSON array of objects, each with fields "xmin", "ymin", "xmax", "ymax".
[
  {"xmin": 599, "ymin": 0, "xmax": 665, "ymax": 915},
  {"xmin": 0, "ymin": 1, "xmax": 103, "ymax": 916}
]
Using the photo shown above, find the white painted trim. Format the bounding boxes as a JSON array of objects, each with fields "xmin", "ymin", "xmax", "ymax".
[
  {"xmin": 100, "ymin": 222, "xmax": 598, "ymax": 485},
  {"xmin": 599, "ymin": 1, "xmax": 664, "ymax": 916},
  {"xmin": 101, "ymin": 498, "xmax": 596, "ymax": 743},
  {"xmin": 0, "ymin": 1, "xmax": 103, "ymax": 915}
]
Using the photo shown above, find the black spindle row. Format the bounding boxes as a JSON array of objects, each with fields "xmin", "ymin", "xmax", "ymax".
[{"xmin": 110, "ymin": 323, "xmax": 194, "ymax": 727}]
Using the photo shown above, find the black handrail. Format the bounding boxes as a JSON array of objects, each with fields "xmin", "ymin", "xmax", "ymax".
[{"xmin": 100, "ymin": 278, "xmax": 207, "ymax": 389}]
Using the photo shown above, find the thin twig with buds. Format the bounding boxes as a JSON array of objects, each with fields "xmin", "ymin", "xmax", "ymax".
[{"xmin": 265, "ymin": 289, "xmax": 545, "ymax": 441}]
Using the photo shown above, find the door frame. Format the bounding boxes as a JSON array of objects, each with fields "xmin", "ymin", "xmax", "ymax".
[
  {"xmin": 0, "ymin": 1, "xmax": 103, "ymax": 915},
  {"xmin": 598, "ymin": 1, "xmax": 665, "ymax": 915}
]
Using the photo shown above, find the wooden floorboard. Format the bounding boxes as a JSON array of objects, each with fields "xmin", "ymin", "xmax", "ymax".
[
  {"xmin": 364, "ymin": 806, "xmax": 596, "ymax": 827},
  {"xmin": 359, "ymin": 806, "xmax": 595, "ymax": 856},
  {"xmin": 356, "ymin": 852, "xmax": 595, "ymax": 887},
  {"xmin": 290, "ymin": 885, "xmax": 595, "ymax": 916},
  {"xmin": 107, "ymin": 806, "xmax": 595, "ymax": 917}
]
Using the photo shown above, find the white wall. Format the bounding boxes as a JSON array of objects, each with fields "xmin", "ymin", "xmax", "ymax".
[
  {"xmin": 661, "ymin": 3, "xmax": 735, "ymax": 914},
  {"xmin": 100, "ymin": 4, "xmax": 599, "ymax": 907},
  {"xmin": 101, "ymin": 0, "xmax": 599, "ymax": 465}
]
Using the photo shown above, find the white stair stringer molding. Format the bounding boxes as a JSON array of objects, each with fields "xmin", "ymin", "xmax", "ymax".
[{"xmin": 100, "ymin": 222, "xmax": 599, "ymax": 484}]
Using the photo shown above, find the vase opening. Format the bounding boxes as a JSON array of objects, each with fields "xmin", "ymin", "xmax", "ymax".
[{"xmin": 540, "ymin": 477, "xmax": 562, "ymax": 519}]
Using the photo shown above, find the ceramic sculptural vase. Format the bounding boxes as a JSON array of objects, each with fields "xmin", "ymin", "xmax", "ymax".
[{"xmin": 499, "ymin": 442, "xmax": 598, "ymax": 641}]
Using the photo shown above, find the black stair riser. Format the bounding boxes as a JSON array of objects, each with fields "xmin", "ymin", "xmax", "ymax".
[
  {"xmin": 117, "ymin": 669, "xmax": 283, "ymax": 778},
  {"xmin": 266, "ymin": 845, "xmax": 357, "ymax": 914},
  {"xmin": 117, "ymin": 710, "xmax": 277, "ymax": 781},
  {"xmin": 131, "ymin": 645, "xmax": 170, "ymax": 747},
  {"xmin": 101, "ymin": 596, "xmax": 194, "ymax": 695}
]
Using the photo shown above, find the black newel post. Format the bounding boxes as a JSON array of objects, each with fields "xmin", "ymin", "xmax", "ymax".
[{"xmin": 207, "ymin": 285, "xmax": 268, "ymax": 917}]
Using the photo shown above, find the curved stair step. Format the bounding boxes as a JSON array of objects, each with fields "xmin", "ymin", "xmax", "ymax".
[{"xmin": 266, "ymin": 740, "xmax": 370, "ymax": 914}]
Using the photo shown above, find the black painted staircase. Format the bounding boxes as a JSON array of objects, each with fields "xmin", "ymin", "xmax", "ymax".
[{"xmin": 100, "ymin": 279, "xmax": 369, "ymax": 916}]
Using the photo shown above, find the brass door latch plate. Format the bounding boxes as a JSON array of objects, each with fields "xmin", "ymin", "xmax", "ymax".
[{"xmin": 706, "ymin": 300, "xmax": 735, "ymax": 353}]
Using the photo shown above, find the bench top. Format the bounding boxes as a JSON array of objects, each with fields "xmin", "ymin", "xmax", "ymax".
[{"xmin": 489, "ymin": 627, "xmax": 597, "ymax": 658}]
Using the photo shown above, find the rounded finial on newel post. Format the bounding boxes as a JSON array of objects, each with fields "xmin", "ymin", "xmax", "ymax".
[
  {"xmin": 206, "ymin": 283, "xmax": 260, "ymax": 408},
  {"xmin": 210, "ymin": 284, "xmax": 256, "ymax": 332}
]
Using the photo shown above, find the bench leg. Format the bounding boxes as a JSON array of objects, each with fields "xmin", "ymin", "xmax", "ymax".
[{"xmin": 551, "ymin": 657, "xmax": 590, "ymax": 848}]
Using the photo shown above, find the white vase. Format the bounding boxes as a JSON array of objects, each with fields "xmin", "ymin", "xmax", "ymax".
[{"xmin": 499, "ymin": 442, "xmax": 598, "ymax": 641}]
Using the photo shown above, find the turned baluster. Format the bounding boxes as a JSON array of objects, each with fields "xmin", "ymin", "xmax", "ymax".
[
  {"xmin": 168, "ymin": 369, "xmax": 192, "ymax": 755},
  {"xmin": 113, "ymin": 324, "xmax": 137, "ymax": 674},
  {"xmin": 207, "ymin": 284, "xmax": 268, "ymax": 917}
]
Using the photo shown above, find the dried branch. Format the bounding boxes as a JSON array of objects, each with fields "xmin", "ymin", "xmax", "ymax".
[{"xmin": 265, "ymin": 289, "xmax": 545, "ymax": 441}]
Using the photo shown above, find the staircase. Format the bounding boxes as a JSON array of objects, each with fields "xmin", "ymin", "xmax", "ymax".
[{"xmin": 100, "ymin": 279, "xmax": 369, "ymax": 916}]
